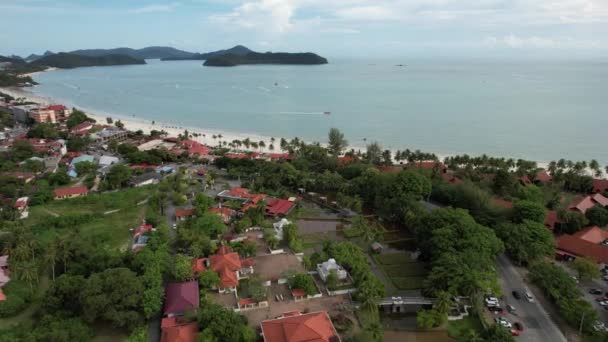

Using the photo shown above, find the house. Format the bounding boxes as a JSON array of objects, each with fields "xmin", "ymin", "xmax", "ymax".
[
  {"xmin": 69, "ymin": 154, "xmax": 96, "ymax": 177},
  {"xmin": 260, "ymin": 311, "xmax": 341, "ymax": 342},
  {"xmin": 130, "ymin": 172, "xmax": 162, "ymax": 187},
  {"xmin": 161, "ymin": 317, "xmax": 198, "ymax": 342},
  {"xmin": 518, "ymin": 175, "xmax": 532, "ymax": 186},
  {"xmin": 98, "ymin": 155, "xmax": 119, "ymax": 167},
  {"xmin": 164, "ymin": 281, "xmax": 199, "ymax": 317},
  {"xmin": 441, "ymin": 173, "xmax": 461, "ymax": 184},
  {"xmin": 28, "ymin": 138, "xmax": 66, "ymax": 156},
  {"xmin": 181, "ymin": 140, "xmax": 211, "ymax": 159},
  {"xmin": 535, "ymin": 170, "xmax": 553, "ymax": 183},
  {"xmin": 70, "ymin": 121, "xmax": 94, "ymax": 135},
  {"xmin": 317, "ymin": 259, "xmax": 348, "ymax": 282},
  {"xmin": 191, "ymin": 245, "xmax": 255, "ymax": 293},
  {"xmin": 53, "ymin": 185, "xmax": 88, "ymax": 200},
  {"xmin": 594, "ymin": 179, "xmax": 608, "ymax": 194},
  {"xmin": 132, "ymin": 224, "xmax": 155, "ymax": 252},
  {"xmin": 544, "ymin": 210, "xmax": 561, "ymax": 231},
  {"xmin": 265, "ymin": 198, "xmax": 296, "ymax": 217},
  {"xmin": 175, "ymin": 208, "xmax": 195, "ymax": 221},
  {"xmin": 1, "ymin": 171, "xmax": 35, "ymax": 183},
  {"xmin": 14, "ymin": 196, "xmax": 29, "ymax": 219},
  {"xmin": 208, "ymin": 207, "xmax": 235, "ymax": 224},
  {"xmin": 556, "ymin": 226, "xmax": 608, "ymax": 264},
  {"xmin": 568, "ymin": 193, "xmax": 608, "ymax": 215}
]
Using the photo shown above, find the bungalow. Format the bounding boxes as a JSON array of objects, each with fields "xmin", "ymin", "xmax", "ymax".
[
  {"xmin": 544, "ymin": 210, "xmax": 562, "ymax": 231},
  {"xmin": 208, "ymin": 207, "xmax": 235, "ymax": 224},
  {"xmin": 1, "ymin": 171, "xmax": 35, "ymax": 183},
  {"xmin": 535, "ymin": 170, "xmax": 553, "ymax": 183},
  {"xmin": 130, "ymin": 172, "xmax": 162, "ymax": 187},
  {"xmin": 518, "ymin": 175, "xmax": 532, "ymax": 186},
  {"xmin": 175, "ymin": 208, "xmax": 195, "ymax": 221},
  {"xmin": 317, "ymin": 259, "xmax": 348, "ymax": 283},
  {"xmin": 568, "ymin": 193, "xmax": 608, "ymax": 215},
  {"xmin": 14, "ymin": 196, "xmax": 29, "ymax": 219},
  {"xmin": 192, "ymin": 245, "xmax": 255, "ymax": 293},
  {"xmin": 265, "ymin": 198, "xmax": 295, "ymax": 217},
  {"xmin": 53, "ymin": 185, "xmax": 88, "ymax": 200},
  {"xmin": 181, "ymin": 140, "xmax": 212, "ymax": 159},
  {"xmin": 260, "ymin": 311, "xmax": 341, "ymax": 342},
  {"xmin": 161, "ymin": 317, "xmax": 198, "ymax": 342},
  {"xmin": 163, "ymin": 281, "xmax": 199, "ymax": 317},
  {"xmin": 556, "ymin": 226, "xmax": 608, "ymax": 264},
  {"xmin": 594, "ymin": 179, "xmax": 608, "ymax": 195},
  {"xmin": 70, "ymin": 121, "xmax": 94, "ymax": 135}
]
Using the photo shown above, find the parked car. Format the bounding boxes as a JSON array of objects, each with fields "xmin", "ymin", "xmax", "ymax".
[
  {"xmin": 524, "ymin": 291, "xmax": 534, "ymax": 302},
  {"xmin": 512, "ymin": 291, "xmax": 521, "ymax": 300},
  {"xmin": 593, "ymin": 321, "xmax": 607, "ymax": 332},
  {"xmin": 511, "ymin": 329, "xmax": 520, "ymax": 336},
  {"xmin": 590, "ymin": 289, "xmax": 603, "ymax": 295},
  {"xmin": 488, "ymin": 306, "xmax": 504, "ymax": 313},
  {"xmin": 599, "ymin": 301, "xmax": 608, "ymax": 306},
  {"xmin": 506, "ymin": 305, "xmax": 516, "ymax": 314},
  {"xmin": 495, "ymin": 317, "xmax": 512, "ymax": 329},
  {"xmin": 485, "ymin": 297, "xmax": 499, "ymax": 306},
  {"xmin": 513, "ymin": 322, "xmax": 524, "ymax": 331}
]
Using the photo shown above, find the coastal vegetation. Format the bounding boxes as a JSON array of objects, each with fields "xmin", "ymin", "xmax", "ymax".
[
  {"xmin": 32, "ymin": 53, "xmax": 146, "ymax": 69},
  {"xmin": 161, "ymin": 45, "xmax": 252, "ymax": 61}
]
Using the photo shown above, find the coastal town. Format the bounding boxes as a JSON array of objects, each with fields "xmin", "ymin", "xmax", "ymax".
[{"xmin": 1, "ymin": 90, "xmax": 608, "ymax": 342}]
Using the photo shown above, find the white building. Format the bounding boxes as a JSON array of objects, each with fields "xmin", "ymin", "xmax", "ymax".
[{"xmin": 317, "ymin": 259, "xmax": 348, "ymax": 282}]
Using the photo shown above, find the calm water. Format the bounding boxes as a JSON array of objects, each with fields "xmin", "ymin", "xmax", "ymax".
[{"xmin": 32, "ymin": 59, "xmax": 608, "ymax": 164}]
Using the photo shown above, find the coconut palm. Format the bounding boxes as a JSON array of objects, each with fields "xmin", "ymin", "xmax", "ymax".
[
  {"xmin": 45, "ymin": 241, "xmax": 58, "ymax": 281},
  {"xmin": 269, "ymin": 143, "xmax": 274, "ymax": 152},
  {"xmin": 434, "ymin": 291, "xmax": 452, "ymax": 315},
  {"xmin": 19, "ymin": 261, "xmax": 37, "ymax": 293},
  {"xmin": 259, "ymin": 141, "xmax": 266, "ymax": 152}
]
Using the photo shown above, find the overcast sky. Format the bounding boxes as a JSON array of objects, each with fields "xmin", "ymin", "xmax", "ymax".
[{"xmin": 1, "ymin": 0, "xmax": 607, "ymax": 59}]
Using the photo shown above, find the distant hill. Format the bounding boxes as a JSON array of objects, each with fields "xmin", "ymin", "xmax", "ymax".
[
  {"xmin": 25, "ymin": 50, "xmax": 54, "ymax": 62},
  {"xmin": 161, "ymin": 45, "xmax": 253, "ymax": 61},
  {"xmin": 32, "ymin": 53, "xmax": 146, "ymax": 69},
  {"xmin": 70, "ymin": 46, "xmax": 196, "ymax": 60},
  {"xmin": 203, "ymin": 52, "xmax": 328, "ymax": 67}
]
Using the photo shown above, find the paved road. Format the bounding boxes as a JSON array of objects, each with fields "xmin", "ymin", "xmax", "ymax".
[
  {"xmin": 496, "ymin": 254, "xmax": 567, "ymax": 342},
  {"xmin": 557, "ymin": 262, "xmax": 608, "ymax": 326}
]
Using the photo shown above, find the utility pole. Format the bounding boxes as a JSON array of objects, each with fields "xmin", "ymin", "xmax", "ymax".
[{"xmin": 579, "ymin": 311, "xmax": 586, "ymax": 335}]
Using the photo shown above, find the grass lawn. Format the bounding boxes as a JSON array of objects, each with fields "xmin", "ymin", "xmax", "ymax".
[
  {"xmin": 23, "ymin": 186, "xmax": 155, "ymax": 249},
  {"xmin": 447, "ymin": 315, "xmax": 485, "ymax": 341},
  {"xmin": 374, "ymin": 252, "xmax": 428, "ymax": 291}
]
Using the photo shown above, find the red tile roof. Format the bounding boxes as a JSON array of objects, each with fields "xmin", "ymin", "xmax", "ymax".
[
  {"xmin": 338, "ymin": 156, "xmax": 355, "ymax": 166},
  {"xmin": 208, "ymin": 207, "xmax": 234, "ymax": 222},
  {"xmin": 161, "ymin": 321, "xmax": 198, "ymax": 342},
  {"xmin": 70, "ymin": 121, "xmax": 93, "ymax": 133},
  {"xmin": 592, "ymin": 193, "xmax": 608, "ymax": 207},
  {"xmin": 14, "ymin": 197, "xmax": 28, "ymax": 209},
  {"xmin": 268, "ymin": 153, "xmax": 290, "ymax": 160},
  {"xmin": 46, "ymin": 104, "xmax": 67, "ymax": 111},
  {"xmin": 130, "ymin": 163, "xmax": 157, "ymax": 170},
  {"xmin": 265, "ymin": 198, "xmax": 295, "ymax": 217},
  {"xmin": 535, "ymin": 170, "xmax": 552, "ymax": 183},
  {"xmin": 519, "ymin": 175, "xmax": 532, "ymax": 185},
  {"xmin": 225, "ymin": 153, "xmax": 248, "ymax": 159},
  {"xmin": 594, "ymin": 179, "xmax": 608, "ymax": 194},
  {"xmin": 134, "ymin": 224, "xmax": 154, "ymax": 239},
  {"xmin": 544, "ymin": 210, "xmax": 561, "ymax": 230},
  {"xmin": 261, "ymin": 311, "xmax": 340, "ymax": 342},
  {"xmin": 192, "ymin": 258, "xmax": 207, "ymax": 274},
  {"xmin": 413, "ymin": 161, "xmax": 447, "ymax": 173},
  {"xmin": 441, "ymin": 173, "xmax": 461, "ymax": 184},
  {"xmin": 557, "ymin": 234, "xmax": 608, "ymax": 264},
  {"xmin": 493, "ymin": 198, "xmax": 513, "ymax": 209},
  {"xmin": 181, "ymin": 140, "xmax": 210, "ymax": 157},
  {"xmin": 572, "ymin": 226, "xmax": 608, "ymax": 244},
  {"xmin": 175, "ymin": 208, "xmax": 195, "ymax": 218},
  {"xmin": 204, "ymin": 245, "xmax": 247, "ymax": 288},
  {"xmin": 239, "ymin": 298, "xmax": 257, "ymax": 306},
  {"xmin": 163, "ymin": 281, "xmax": 199, "ymax": 315},
  {"xmin": 2, "ymin": 171, "xmax": 35, "ymax": 181},
  {"xmin": 569, "ymin": 194, "xmax": 608, "ymax": 214},
  {"xmin": 292, "ymin": 289, "xmax": 306, "ymax": 298},
  {"xmin": 53, "ymin": 185, "xmax": 88, "ymax": 198}
]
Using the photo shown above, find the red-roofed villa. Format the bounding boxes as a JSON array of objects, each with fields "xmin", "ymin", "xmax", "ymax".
[
  {"xmin": 260, "ymin": 311, "xmax": 341, "ymax": 342},
  {"xmin": 164, "ymin": 281, "xmax": 199, "ymax": 317},
  {"xmin": 192, "ymin": 245, "xmax": 255, "ymax": 293},
  {"xmin": 53, "ymin": 185, "xmax": 88, "ymax": 200}
]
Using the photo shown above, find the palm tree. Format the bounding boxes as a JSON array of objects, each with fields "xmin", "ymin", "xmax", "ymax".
[
  {"xmin": 45, "ymin": 241, "xmax": 58, "ymax": 281},
  {"xmin": 259, "ymin": 141, "xmax": 266, "ymax": 152},
  {"xmin": 27, "ymin": 239, "xmax": 38, "ymax": 262},
  {"xmin": 434, "ymin": 291, "xmax": 452, "ymax": 315},
  {"xmin": 19, "ymin": 261, "xmax": 37, "ymax": 293},
  {"xmin": 364, "ymin": 321, "xmax": 383, "ymax": 341},
  {"xmin": 464, "ymin": 330, "xmax": 483, "ymax": 342},
  {"xmin": 58, "ymin": 238, "xmax": 72, "ymax": 273}
]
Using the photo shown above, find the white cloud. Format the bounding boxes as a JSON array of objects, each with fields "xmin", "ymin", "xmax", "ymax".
[
  {"xmin": 335, "ymin": 6, "xmax": 398, "ymax": 21},
  {"xmin": 130, "ymin": 3, "xmax": 180, "ymax": 14},
  {"xmin": 485, "ymin": 34, "xmax": 602, "ymax": 49}
]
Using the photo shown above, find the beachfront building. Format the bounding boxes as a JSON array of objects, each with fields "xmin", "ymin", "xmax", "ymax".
[
  {"xmin": 93, "ymin": 127, "xmax": 128, "ymax": 144},
  {"xmin": 71, "ymin": 121, "xmax": 94, "ymax": 135},
  {"xmin": 568, "ymin": 193, "xmax": 608, "ymax": 215},
  {"xmin": 28, "ymin": 107, "xmax": 57, "ymax": 124},
  {"xmin": 217, "ymin": 187, "xmax": 295, "ymax": 217},
  {"xmin": 317, "ymin": 259, "xmax": 348, "ymax": 283},
  {"xmin": 192, "ymin": 245, "xmax": 255, "ymax": 293},
  {"xmin": 260, "ymin": 311, "xmax": 341, "ymax": 342},
  {"xmin": 53, "ymin": 185, "xmax": 89, "ymax": 200},
  {"xmin": 557, "ymin": 226, "xmax": 608, "ymax": 264}
]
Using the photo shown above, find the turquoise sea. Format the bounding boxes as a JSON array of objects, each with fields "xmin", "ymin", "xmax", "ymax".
[{"xmin": 31, "ymin": 59, "xmax": 608, "ymax": 164}]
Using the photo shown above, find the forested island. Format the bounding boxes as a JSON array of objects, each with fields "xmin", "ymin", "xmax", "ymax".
[
  {"xmin": 32, "ymin": 53, "xmax": 146, "ymax": 69},
  {"xmin": 161, "ymin": 45, "xmax": 252, "ymax": 61},
  {"xmin": 203, "ymin": 52, "xmax": 329, "ymax": 67}
]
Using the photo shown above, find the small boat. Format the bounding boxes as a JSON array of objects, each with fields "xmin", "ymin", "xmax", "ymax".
[
  {"xmin": 323, "ymin": 111, "xmax": 331, "ymax": 116},
  {"xmin": 274, "ymin": 82, "xmax": 278, "ymax": 86}
]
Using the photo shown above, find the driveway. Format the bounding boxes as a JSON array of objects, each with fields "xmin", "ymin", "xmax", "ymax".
[{"xmin": 496, "ymin": 254, "xmax": 567, "ymax": 342}]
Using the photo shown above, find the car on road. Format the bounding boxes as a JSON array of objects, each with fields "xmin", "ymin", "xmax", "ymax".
[
  {"xmin": 506, "ymin": 305, "xmax": 516, "ymax": 314},
  {"xmin": 495, "ymin": 317, "xmax": 512, "ymax": 329},
  {"xmin": 488, "ymin": 306, "xmax": 504, "ymax": 313},
  {"xmin": 172, "ymin": 223, "xmax": 177, "ymax": 230},
  {"xmin": 593, "ymin": 321, "xmax": 608, "ymax": 333},
  {"xmin": 512, "ymin": 290, "xmax": 521, "ymax": 300},
  {"xmin": 513, "ymin": 322, "xmax": 524, "ymax": 331},
  {"xmin": 524, "ymin": 291, "xmax": 534, "ymax": 302},
  {"xmin": 485, "ymin": 296, "xmax": 499, "ymax": 306},
  {"xmin": 590, "ymin": 289, "xmax": 603, "ymax": 295},
  {"xmin": 599, "ymin": 300, "xmax": 608, "ymax": 306},
  {"xmin": 510, "ymin": 329, "xmax": 520, "ymax": 336}
]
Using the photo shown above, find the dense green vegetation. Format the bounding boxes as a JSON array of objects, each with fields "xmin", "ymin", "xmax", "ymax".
[
  {"xmin": 204, "ymin": 52, "xmax": 328, "ymax": 66},
  {"xmin": 32, "ymin": 53, "xmax": 146, "ymax": 69}
]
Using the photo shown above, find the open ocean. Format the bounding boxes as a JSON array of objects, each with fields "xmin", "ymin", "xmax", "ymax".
[{"xmin": 31, "ymin": 58, "xmax": 608, "ymax": 164}]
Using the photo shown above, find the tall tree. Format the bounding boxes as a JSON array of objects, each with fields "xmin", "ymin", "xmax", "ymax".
[{"xmin": 328, "ymin": 128, "xmax": 348, "ymax": 156}]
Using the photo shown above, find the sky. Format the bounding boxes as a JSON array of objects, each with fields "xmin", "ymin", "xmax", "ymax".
[{"xmin": 0, "ymin": 0, "xmax": 607, "ymax": 59}]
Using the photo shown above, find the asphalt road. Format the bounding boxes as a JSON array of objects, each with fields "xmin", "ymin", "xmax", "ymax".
[{"xmin": 496, "ymin": 254, "xmax": 567, "ymax": 342}]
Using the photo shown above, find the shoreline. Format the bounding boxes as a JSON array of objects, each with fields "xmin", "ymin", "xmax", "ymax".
[{"xmin": 2, "ymin": 84, "xmax": 602, "ymax": 174}]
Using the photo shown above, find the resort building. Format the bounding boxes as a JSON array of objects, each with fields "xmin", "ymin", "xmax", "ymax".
[
  {"xmin": 594, "ymin": 179, "xmax": 608, "ymax": 194},
  {"xmin": 164, "ymin": 281, "xmax": 199, "ymax": 317},
  {"xmin": 317, "ymin": 259, "xmax": 348, "ymax": 282},
  {"xmin": 9, "ymin": 104, "xmax": 39, "ymax": 123},
  {"xmin": 70, "ymin": 121, "xmax": 94, "ymax": 135},
  {"xmin": 568, "ymin": 193, "xmax": 608, "ymax": 215},
  {"xmin": 192, "ymin": 245, "xmax": 255, "ymax": 293},
  {"xmin": 94, "ymin": 127, "xmax": 128, "ymax": 144},
  {"xmin": 535, "ymin": 170, "xmax": 553, "ymax": 183},
  {"xmin": 28, "ymin": 107, "xmax": 57, "ymax": 123},
  {"xmin": 557, "ymin": 226, "xmax": 608, "ymax": 264},
  {"xmin": 175, "ymin": 208, "xmax": 195, "ymax": 221},
  {"xmin": 260, "ymin": 311, "xmax": 341, "ymax": 342},
  {"xmin": 53, "ymin": 185, "xmax": 89, "ymax": 200},
  {"xmin": 217, "ymin": 187, "xmax": 295, "ymax": 217}
]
